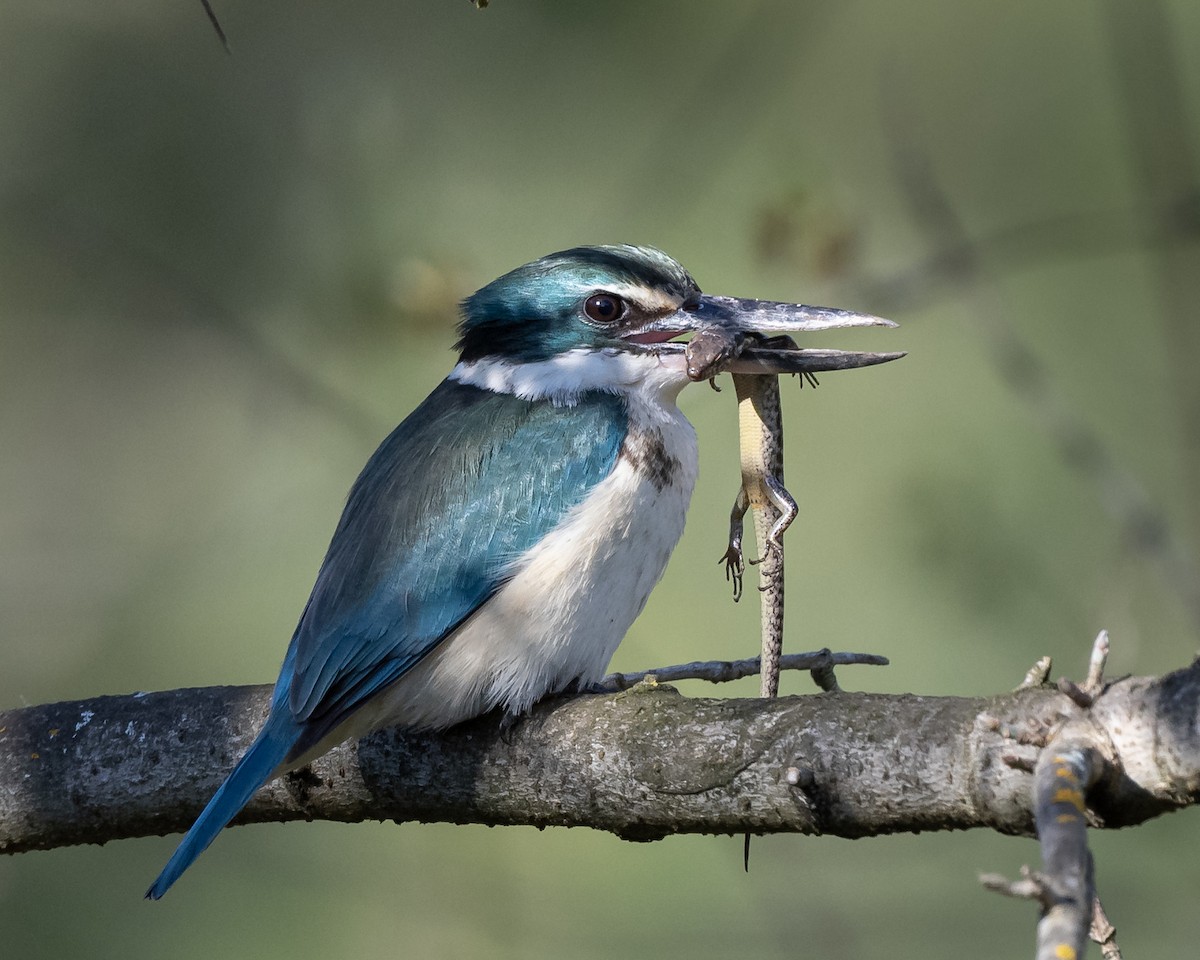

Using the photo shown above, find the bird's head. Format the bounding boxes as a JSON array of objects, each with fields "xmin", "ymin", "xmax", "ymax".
[
  {"xmin": 456, "ymin": 244, "xmax": 899, "ymax": 377},
  {"xmin": 456, "ymin": 245, "xmax": 701, "ymax": 363}
]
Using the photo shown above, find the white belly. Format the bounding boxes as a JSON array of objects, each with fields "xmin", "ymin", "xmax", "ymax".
[{"xmin": 356, "ymin": 406, "xmax": 699, "ymax": 731}]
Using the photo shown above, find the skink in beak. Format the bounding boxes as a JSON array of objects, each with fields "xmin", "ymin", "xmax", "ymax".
[{"xmin": 631, "ymin": 293, "xmax": 904, "ymax": 380}]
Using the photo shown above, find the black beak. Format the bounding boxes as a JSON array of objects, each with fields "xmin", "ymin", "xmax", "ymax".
[
  {"xmin": 685, "ymin": 294, "xmax": 895, "ymax": 336},
  {"xmin": 635, "ymin": 293, "xmax": 904, "ymax": 378}
]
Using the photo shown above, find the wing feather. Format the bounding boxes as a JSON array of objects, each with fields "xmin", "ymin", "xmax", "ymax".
[{"xmin": 284, "ymin": 378, "xmax": 627, "ymax": 736}]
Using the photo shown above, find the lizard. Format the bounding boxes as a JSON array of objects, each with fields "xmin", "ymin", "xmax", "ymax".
[
  {"xmin": 686, "ymin": 330, "xmax": 803, "ymax": 699},
  {"xmin": 686, "ymin": 327, "xmax": 899, "ymax": 869}
]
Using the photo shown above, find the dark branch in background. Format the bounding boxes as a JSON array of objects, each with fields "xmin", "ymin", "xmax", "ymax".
[
  {"xmin": 20, "ymin": 202, "xmax": 387, "ymax": 443},
  {"xmin": 1, "ymin": 642, "xmax": 1197, "ymax": 867},
  {"xmin": 198, "ymin": 0, "xmax": 230, "ymax": 53},
  {"xmin": 871, "ymin": 83, "xmax": 1200, "ymax": 631},
  {"xmin": 869, "ymin": 69, "xmax": 1200, "ymax": 939},
  {"xmin": 856, "ymin": 205, "xmax": 1175, "ymax": 314},
  {"xmin": 1098, "ymin": 0, "xmax": 1200, "ymax": 549}
]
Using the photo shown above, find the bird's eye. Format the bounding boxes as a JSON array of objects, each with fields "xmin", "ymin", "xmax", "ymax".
[{"xmin": 583, "ymin": 294, "xmax": 625, "ymax": 324}]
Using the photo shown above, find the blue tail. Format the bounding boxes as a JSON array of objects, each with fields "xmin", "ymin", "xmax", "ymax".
[{"xmin": 145, "ymin": 714, "xmax": 300, "ymax": 899}]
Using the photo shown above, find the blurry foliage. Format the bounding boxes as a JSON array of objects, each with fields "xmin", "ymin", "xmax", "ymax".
[
  {"xmin": 1, "ymin": 1, "xmax": 1199, "ymax": 958},
  {"xmin": 753, "ymin": 188, "xmax": 860, "ymax": 281}
]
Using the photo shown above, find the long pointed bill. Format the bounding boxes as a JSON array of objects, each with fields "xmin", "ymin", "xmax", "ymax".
[
  {"xmin": 632, "ymin": 293, "xmax": 902, "ymax": 378},
  {"xmin": 728, "ymin": 345, "xmax": 905, "ymax": 375},
  {"xmin": 684, "ymin": 294, "xmax": 897, "ymax": 335}
]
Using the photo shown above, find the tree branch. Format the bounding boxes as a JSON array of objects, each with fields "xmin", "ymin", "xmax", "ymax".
[
  {"xmin": 593, "ymin": 649, "xmax": 888, "ymax": 692},
  {"xmin": 2, "ymin": 656, "xmax": 1197, "ymax": 856}
]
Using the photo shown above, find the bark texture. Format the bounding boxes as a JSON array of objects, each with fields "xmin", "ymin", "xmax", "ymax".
[{"xmin": 2, "ymin": 660, "xmax": 1197, "ymax": 855}]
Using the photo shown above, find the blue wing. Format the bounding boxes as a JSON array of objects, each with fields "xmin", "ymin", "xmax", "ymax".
[
  {"xmin": 282, "ymin": 377, "xmax": 627, "ymax": 757},
  {"xmin": 147, "ymin": 378, "xmax": 627, "ymax": 899}
]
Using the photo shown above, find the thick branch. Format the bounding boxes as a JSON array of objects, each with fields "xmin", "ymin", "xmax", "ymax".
[{"xmin": 1, "ymin": 661, "xmax": 1198, "ymax": 855}]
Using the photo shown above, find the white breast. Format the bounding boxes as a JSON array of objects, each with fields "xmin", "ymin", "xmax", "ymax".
[{"xmin": 356, "ymin": 349, "xmax": 699, "ymax": 731}]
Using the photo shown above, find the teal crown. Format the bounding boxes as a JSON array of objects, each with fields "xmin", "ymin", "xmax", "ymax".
[{"xmin": 455, "ymin": 244, "xmax": 698, "ymax": 363}]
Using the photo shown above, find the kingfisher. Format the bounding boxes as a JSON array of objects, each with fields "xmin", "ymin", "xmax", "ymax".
[{"xmin": 146, "ymin": 244, "xmax": 896, "ymax": 899}]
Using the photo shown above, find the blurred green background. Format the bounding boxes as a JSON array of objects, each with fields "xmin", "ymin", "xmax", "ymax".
[{"xmin": 2, "ymin": 1, "xmax": 1198, "ymax": 957}]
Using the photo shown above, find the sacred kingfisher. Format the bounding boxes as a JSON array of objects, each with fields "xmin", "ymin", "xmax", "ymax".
[{"xmin": 146, "ymin": 244, "xmax": 896, "ymax": 898}]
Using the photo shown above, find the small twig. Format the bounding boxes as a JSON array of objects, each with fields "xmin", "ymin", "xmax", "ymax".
[
  {"xmin": 198, "ymin": 0, "xmax": 231, "ymax": 53},
  {"xmin": 980, "ymin": 866, "xmax": 1056, "ymax": 909},
  {"xmin": 809, "ymin": 661, "xmax": 840, "ymax": 693},
  {"xmin": 1002, "ymin": 753, "xmax": 1036, "ymax": 773},
  {"xmin": 1084, "ymin": 630, "xmax": 1110, "ymax": 695},
  {"xmin": 984, "ymin": 631, "xmax": 1122, "ymax": 959},
  {"xmin": 1091, "ymin": 895, "xmax": 1122, "ymax": 959},
  {"xmin": 596, "ymin": 650, "xmax": 889, "ymax": 693},
  {"xmin": 1019, "ymin": 656, "xmax": 1054, "ymax": 689},
  {"xmin": 1057, "ymin": 632, "xmax": 1113, "ymax": 708},
  {"xmin": 982, "ymin": 851, "xmax": 1096, "ymax": 960},
  {"xmin": 1057, "ymin": 677, "xmax": 1097, "ymax": 709}
]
